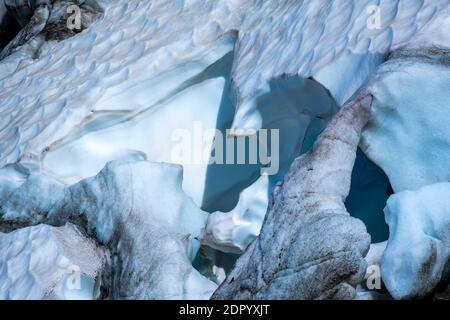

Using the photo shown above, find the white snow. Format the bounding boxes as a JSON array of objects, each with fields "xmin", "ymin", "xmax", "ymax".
[
  {"xmin": 199, "ymin": 175, "xmax": 269, "ymax": 253},
  {"xmin": 382, "ymin": 182, "xmax": 450, "ymax": 300},
  {"xmin": 0, "ymin": 160, "xmax": 219, "ymax": 299},
  {"xmin": 0, "ymin": 0, "xmax": 449, "ymax": 301},
  {"xmin": 42, "ymin": 76, "xmax": 227, "ymax": 204},
  {"xmin": 365, "ymin": 241, "xmax": 388, "ymax": 268},
  {"xmin": 361, "ymin": 53, "xmax": 450, "ymax": 192},
  {"xmin": 0, "ymin": 223, "xmax": 107, "ymax": 300},
  {"xmin": 1, "ymin": 0, "xmax": 449, "ymax": 170}
]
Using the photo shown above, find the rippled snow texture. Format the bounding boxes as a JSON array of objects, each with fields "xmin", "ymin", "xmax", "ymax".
[
  {"xmin": 0, "ymin": 223, "xmax": 107, "ymax": 300},
  {"xmin": 0, "ymin": 0, "xmax": 449, "ymax": 169}
]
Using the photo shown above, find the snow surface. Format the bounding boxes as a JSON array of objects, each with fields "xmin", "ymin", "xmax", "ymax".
[
  {"xmin": 199, "ymin": 175, "xmax": 269, "ymax": 253},
  {"xmin": 361, "ymin": 52, "xmax": 450, "ymax": 192},
  {"xmin": 0, "ymin": 0, "xmax": 449, "ymax": 170},
  {"xmin": 0, "ymin": 0, "xmax": 449, "ymax": 300},
  {"xmin": 382, "ymin": 183, "xmax": 450, "ymax": 300},
  {"xmin": 0, "ymin": 160, "xmax": 218, "ymax": 299},
  {"xmin": 0, "ymin": 223, "xmax": 107, "ymax": 300}
]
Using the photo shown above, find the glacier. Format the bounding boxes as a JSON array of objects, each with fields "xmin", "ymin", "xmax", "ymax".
[
  {"xmin": 0, "ymin": 223, "xmax": 107, "ymax": 300},
  {"xmin": 361, "ymin": 49, "xmax": 450, "ymax": 192},
  {"xmin": 0, "ymin": 160, "xmax": 218, "ymax": 299},
  {"xmin": 0, "ymin": 0, "xmax": 449, "ymax": 301},
  {"xmin": 382, "ymin": 183, "xmax": 450, "ymax": 300}
]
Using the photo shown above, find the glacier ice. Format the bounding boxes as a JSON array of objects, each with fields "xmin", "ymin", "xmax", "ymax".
[
  {"xmin": 0, "ymin": 160, "xmax": 218, "ymax": 299},
  {"xmin": 0, "ymin": 223, "xmax": 107, "ymax": 300},
  {"xmin": 365, "ymin": 241, "xmax": 388, "ymax": 271},
  {"xmin": 30, "ymin": 36, "xmax": 339, "ymax": 262},
  {"xmin": 356, "ymin": 50, "xmax": 450, "ymax": 299},
  {"xmin": 1, "ymin": 0, "xmax": 449, "ymax": 169},
  {"xmin": 361, "ymin": 50, "xmax": 450, "ymax": 192},
  {"xmin": 199, "ymin": 175, "xmax": 269, "ymax": 254},
  {"xmin": 381, "ymin": 182, "xmax": 450, "ymax": 300},
  {"xmin": 213, "ymin": 95, "xmax": 373, "ymax": 300},
  {"xmin": 346, "ymin": 149, "xmax": 391, "ymax": 243},
  {"xmin": 0, "ymin": 0, "xmax": 449, "ymax": 301}
]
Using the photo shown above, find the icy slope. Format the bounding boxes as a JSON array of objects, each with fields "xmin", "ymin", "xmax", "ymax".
[
  {"xmin": 0, "ymin": 223, "xmax": 107, "ymax": 300},
  {"xmin": 356, "ymin": 49, "xmax": 450, "ymax": 299},
  {"xmin": 361, "ymin": 50, "xmax": 450, "ymax": 192},
  {"xmin": 382, "ymin": 183, "xmax": 450, "ymax": 299},
  {"xmin": 0, "ymin": 160, "xmax": 217, "ymax": 299},
  {"xmin": 0, "ymin": 0, "xmax": 449, "ymax": 301},
  {"xmin": 0, "ymin": 0, "xmax": 449, "ymax": 170}
]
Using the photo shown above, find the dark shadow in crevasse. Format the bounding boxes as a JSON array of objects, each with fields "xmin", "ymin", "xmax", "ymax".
[
  {"xmin": 346, "ymin": 148, "xmax": 392, "ymax": 243},
  {"xmin": 0, "ymin": 12, "xmax": 21, "ymax": 50},
  {"xmin": 199, "ymin": 50, "xmax": 391, "ymax": 242},
  {"xmin": 201, "ymin": 73, "xmax": 339, "ymax": 212}
]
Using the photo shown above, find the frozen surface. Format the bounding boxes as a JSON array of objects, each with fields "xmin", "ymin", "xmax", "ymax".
[
  {"xmin": 361, "ymin": 52, "xmax": 450, "ymax": 192},
  {"xmin": 0, "ymin": 223, "xmax": 107, "ymax": 300},
  {"xmin": 213, "ymin": 95, "xmax": 374, "ymax": 300},
  {"xmin": 0, "ymin": 0, "xmax": 449, "ymax": 301},
  {"xmin": 382, "ymin": 183, "xmax": 450, "ymax": 299},
  {"xmin": 199, "ymin": 175, "xmax": 269, "ymax": 253},
  {"xmin": 37, "ymin": 41, "xmax": 339, "ymax": 247},
  {"xmin": 43, "ymin": 73, "xmax": 227, "ymax": 203},
  {"xmin": 0, "ymin": 160, "xmax": 217, "ymax": 299},
  {"xmin": 0, "ymin": 0, "xmax": 449, "ymax": 170}
]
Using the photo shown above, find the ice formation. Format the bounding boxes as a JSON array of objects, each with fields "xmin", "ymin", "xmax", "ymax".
[
  {"xmin": 213, "ymin": 95, "xmax": 373, "ymax": 300},
  {"xmin": 199, "ymin": 175, "xmax": 269, "ymax": 254},
  {"xmin": 345, "ymin": 150, "xmax": 391, "ymax": 243},
  {"xmin": 357, "ymin": 49, "xmax": 450, "ymax": 299},
  {"xmin": 1, "ymin": 0, "xmax": 449, "ymax": 170},
  {"xmin": 0, "ymin": 0, "xmax": 449, "ymax": 301},
  {"xmin": 382, "ymin": 183, "xmax": 450, "ymax": 300},
  {"xmin": 0, "ymin": 160, "xmax": 217, "ymax": 299},
  {"xmin": 0, "ymin": 223, "xmax": 107, "ymax": 300},
  {"xmin": 214, "ymin": 47, "xmax": 450, "ymax": 300},
  {"xmin": 361, "ymin": 49, "xmax": 450, "ymax": 192}
]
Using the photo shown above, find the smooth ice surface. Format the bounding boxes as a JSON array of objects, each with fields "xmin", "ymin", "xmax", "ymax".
[
  {"xmin": 40, "ymin": 35, "xmax": 235, "ymax": 206},
  {"xmin": 382, "ymin": 183, "xmax": 450, "ymax": 299},
  {"xmin": 361, "ymin": 54, "xmax": 450, "ymax": 192},
  {"xmin": 199, "ymin": 175, "xmax": 269, "ymax": 253},
  {"xmin": 0, "ymin": 223, "xmax": 107, "ymax": 300},
  {"xmin": 43, "ymin": 76, "xmax": 226, "ymax": 202}
]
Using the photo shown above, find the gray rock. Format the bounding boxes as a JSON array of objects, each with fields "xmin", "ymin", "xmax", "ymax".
[
  {"xmin": 1, "ymin": 0, "xmax": 101, "ymax": 60},
  {"xmin": 212, "ymin": 95, "xmax": 373, "ymax": 300}
]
